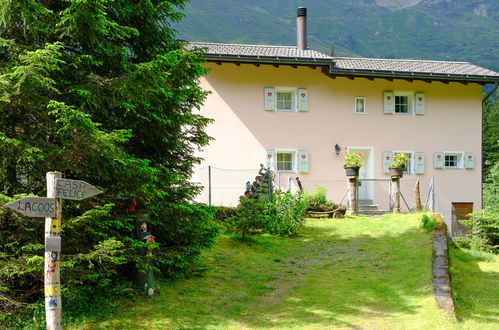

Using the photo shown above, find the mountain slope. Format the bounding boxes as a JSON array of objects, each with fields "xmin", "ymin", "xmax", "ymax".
[{"xmin": 174, "ymin": 0, "xmax": 499, "ymax": 71}]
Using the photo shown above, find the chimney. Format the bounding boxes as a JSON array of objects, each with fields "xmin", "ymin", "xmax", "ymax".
[{"xmin": 296, "ymin": 7, "xmax": 307, "ymax": 50}]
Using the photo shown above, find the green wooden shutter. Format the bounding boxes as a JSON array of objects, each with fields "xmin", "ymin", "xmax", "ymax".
[
  {"xmin": 264, "ymin": 87, "xmax": 276, "ymax": 111},
  {"xmin": 414, "ymin": 152, "xmax": 425, "ymax": 174},
  {"xmin": 266, "ymin": 149, "xmax": 276, "ymax": 169},
  {"xmin": 384, "ymin": 92, "xmax": 395, "ymax": 114},
  {"xmin": 297, "ymin": 88, "xmax": 309, "ymax": 112},
  {"xmin": 464, "ymin": 153, "xmax": 475, "ymax": 169},
  {"xmin": 297, "ymin": 150, "xmax": 309, "ymax": 173},
  {"xmin": 382, "ymin": 151, "xmax": 394, "ymax": 174},
  {"xmin": 415, "ymin": 93, "xmax": 425, "ymax": 115},
  {"xmin": 434, "ymin": 152, "xmax": 444, "ymax": 169}
]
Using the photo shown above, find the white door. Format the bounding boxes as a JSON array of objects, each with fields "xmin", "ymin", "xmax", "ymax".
[{"xmin": 349, "ymin": 147, "xmax": 373, "ymax": 204}]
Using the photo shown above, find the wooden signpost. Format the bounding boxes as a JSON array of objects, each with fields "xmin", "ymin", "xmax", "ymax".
[
  {"xmin": 3, "ymin": 172, "xmax": 102, "ymax": 330},
  {"xmin": 4, "ymin": 197, "xmax": 57, "ymax": 218}
]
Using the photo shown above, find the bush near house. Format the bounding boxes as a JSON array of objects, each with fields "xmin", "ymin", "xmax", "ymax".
[
  {"xmin": 227, "ymin": 191, "xmax": 308, "ymax": 242},
  {"xmin": 462, "ymin": 161, "xmax": 499, "ymax": 252}
]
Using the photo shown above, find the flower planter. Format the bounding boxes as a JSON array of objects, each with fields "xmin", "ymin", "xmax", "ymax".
[
  {"xmin": 345, "ymin": 166, "xmax": 360, "ymax": 177},
  {"xmin": 389, "ymin": 167, "xmax": 404, "ymax": 178}
]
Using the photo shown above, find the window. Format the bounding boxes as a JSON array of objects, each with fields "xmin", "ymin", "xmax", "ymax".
[
  {"xmin": 264, "ymin": 87, "xmax": 308, "ymax": 112},
  {"xmin": 276, "ymin": 90, "xmax": 294, "ymax": 111},
  {"xmin": 355, "ymin": 97, "xmax": 366, "ymax": 114},
  {"xmin": 445, "ymin": 155, "xmax": 458, "ymax": 168},
  {"xmin": 445, "ymin": 154, "xmax": 462, "ymax": 169},
  {"xmin": 277, "ymin": 151, "xmax": 294, "ymax": 171},
  {"xmin": 395, "ymin": 95, "xmax": 409, "ymax": 113}
]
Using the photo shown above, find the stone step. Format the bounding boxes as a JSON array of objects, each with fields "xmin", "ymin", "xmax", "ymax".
[
  {"xmin": 358, "ymin": 210, "xmax": 389, "ymax": 216},
  {"xmin": 358, "ymin": 204, "xmax": 379, "ymax": 211}
]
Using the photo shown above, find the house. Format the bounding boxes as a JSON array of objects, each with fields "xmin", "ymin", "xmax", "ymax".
[{"xmin": 190, "ymin": 7, "xmax": 499, "ymax": 225}]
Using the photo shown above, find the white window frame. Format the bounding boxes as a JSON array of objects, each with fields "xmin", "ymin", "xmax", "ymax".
[
  {"xmin": 444, "ymin": 151, "xmax": 464, "ymax": 169},
  {"xmin": 276, "ymin": 149, "xmax": 297, "ymax": 173},
  {"xmin": 394, "ymin": 92, "xmax": 414, "ymax": 115},
  {"xmin": 275, "ymin": 87, "xmax": 297, "ymax": 112},
  {"xmin": 354, "ymin": 97, "xmax": 366, "ymax": 114},
  {"xmin": 393, "ymin": 150, "xmax": 414, "ymax": 174}
]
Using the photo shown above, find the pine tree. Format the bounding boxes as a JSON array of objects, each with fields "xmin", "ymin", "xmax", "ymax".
[{"xmin": 0, "ymin": 0, "xmax": 217, "ymax": 322}]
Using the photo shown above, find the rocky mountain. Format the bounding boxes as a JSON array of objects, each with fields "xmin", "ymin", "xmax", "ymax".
[{"xmin": 174, "ymin": 0, "xmax": 498, "ymax": 71}]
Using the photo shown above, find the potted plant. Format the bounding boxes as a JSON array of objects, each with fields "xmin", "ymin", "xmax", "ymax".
[
  {"xmin": 344, "ymin": 152, "xmax": 364, "ymax": 176},
  {"xmin": 389, "ymin": 152, "xmax": 410, "ymax": 177}
]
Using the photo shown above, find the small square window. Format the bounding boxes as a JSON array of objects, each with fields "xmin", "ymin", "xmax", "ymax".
[
  {"xmin": 395, "ymin": 95, "xmax": 409, "ymax": 113},
  {"xmin": 355, "ymin": 97, "xmax": 366, "ymax": 114},
  {"xmin": 276, "ymin": 152, "xmax": 294, "ymax": 171},
  {"xmin": 445, "ymin": 155, "xmax": 458, "ymax": 168},
  {"xmin": 276, "ymin": 90, "xmax": 294, "ymax": 111}
]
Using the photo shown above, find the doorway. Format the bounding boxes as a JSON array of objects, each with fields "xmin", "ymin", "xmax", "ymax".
[{"xmin": 348, "ymin": 147, "xmax": 374, "ymax": 205}]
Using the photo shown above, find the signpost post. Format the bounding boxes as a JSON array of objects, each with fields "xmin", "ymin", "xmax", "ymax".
[
  {"xmin": 2, "ymin": 173, "xmax": 102, "ymax": 330},
  {"xmin": 45, "ymin": 172, "xmax": 63, "ymax": 330}
]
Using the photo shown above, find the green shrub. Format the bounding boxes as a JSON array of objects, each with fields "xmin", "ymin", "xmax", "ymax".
[
  {"xmin": 265, "ymin": 191, "xmax": 308, "ymax": 237},
  {"xmin": 421, "ymin": 214, "xmax": 436, "ymax": 232},
  {"xmin": 227, "ymin": 198, "xmax": 271, "ymax": 242},
  {"xmin": 466, "ymin": 161, "xmax": 499, "ymax": 252},
  {"xmin": 228, "ymin": 191, "xmax": 308, "ymax": 242},
  {"xmin": 452, "ymin": 237, "xmax": 471, "ymax": 249},
  {"xmin": 304, "ymin": 185, "xmax": 335, "ymax": 209}
]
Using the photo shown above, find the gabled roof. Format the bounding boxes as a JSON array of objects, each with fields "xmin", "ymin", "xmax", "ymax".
[
  {"xmin": 189, "ymin": 42, "xmax": 499, "ymax": 84},
  {"xmin": 188, "ymin": 42, "xmax": 333, "ymax": 66},
  {"xmin": 331, "ymin": 57, "xmax": 498, "ymax": 83}
]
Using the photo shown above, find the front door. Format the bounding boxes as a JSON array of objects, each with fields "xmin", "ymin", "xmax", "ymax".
[{"xmin": 349, "ymin": 147, "xmax": 373, "ymax": 205}]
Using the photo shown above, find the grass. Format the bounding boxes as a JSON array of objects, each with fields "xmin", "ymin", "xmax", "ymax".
[
  {"xmin": 449, "ymin": 244, "xmax": 499, "ymax": 329},
  {"xmin": 68, "ymin": 214, "xmax": 497, "ymax": 329}
]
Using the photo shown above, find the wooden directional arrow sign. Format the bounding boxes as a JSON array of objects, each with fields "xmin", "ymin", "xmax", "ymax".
[
  {"xmin": 4, "ymin": 197, "xmax": 57, "ymax": 218},
  {"xmin": 55, "ymin": 179, "xmax": 102, "ymax": 200}
]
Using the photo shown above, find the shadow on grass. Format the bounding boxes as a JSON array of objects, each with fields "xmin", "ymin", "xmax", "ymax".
[
  {"xmin": 93, "ymin": 219, "xmax": 448, "ymax": 329},
  {"xmin": 449, "ymin": 244, "xmax": 499, "ymax": 325}
]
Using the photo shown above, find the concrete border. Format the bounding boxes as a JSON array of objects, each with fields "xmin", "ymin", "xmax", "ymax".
[{"xmin": 432, "ymin": 222, "xmax": 457, "ymax": 320}]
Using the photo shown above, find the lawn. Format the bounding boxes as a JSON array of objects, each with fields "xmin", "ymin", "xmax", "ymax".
[{"xmin": 69, "ymin": 214, "xmax": 497, "ymax": 329}]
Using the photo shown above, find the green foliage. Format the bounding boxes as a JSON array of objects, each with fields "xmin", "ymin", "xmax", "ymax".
[
  {"xmin": 0, "ymin": 0, "xmax": 217, "ymax": 325},
  {"xmin": 303, "ymin": 185, "xmax": 335, "ymax": 209},
  {"xmin": 343, "ymin": 152, "xmax": 364, "ymax": 168},
  {"xmin": 228, "ymin": 191, "xmax": 308, "ymax": 242},
  {"xmin": 265, "ymin": 191, "xmax": 308, "ymax": 237},
  {"xmin": 392, "ymin": 152, "xmax": 410, "ymax": 168},
  {"xmin": 482, "ymin": 96, "xmax": 498, "ymax": 177},
  {"xmin": 420, "ymin": 214, "xmax": 436, "ymax": 232},
  {"xmin": 466, "ymin": 161, "xmax": 499, "ymax": 252},
  {"xmin": 227, "ymin": 198, "xmax": 270, "ymax": 242},
  {"xmin": 452, "ymin": 237, "xmax": 471, "ymax": 250}
]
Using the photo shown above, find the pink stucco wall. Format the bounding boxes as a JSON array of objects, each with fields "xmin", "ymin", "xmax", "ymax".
[{"xmin": 196, "ymin": 63, "xmax": 483, "ymax": 221}]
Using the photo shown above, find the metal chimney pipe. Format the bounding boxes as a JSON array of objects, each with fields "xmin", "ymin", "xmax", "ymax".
[{"xmin": 296, "ymin": 7, "xmax": 307, "ymax": 50}]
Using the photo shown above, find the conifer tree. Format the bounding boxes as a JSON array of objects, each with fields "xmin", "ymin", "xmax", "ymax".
[{"xmin": 0, "ymin": 0, "xmax": 217, "ymax": 321}]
